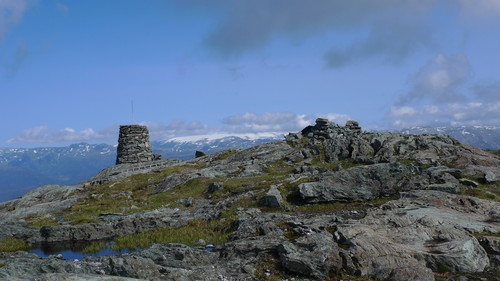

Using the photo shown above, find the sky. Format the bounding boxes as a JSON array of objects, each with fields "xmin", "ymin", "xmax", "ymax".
[{"xmin": 1, "ymin": 0, "xmax": 500, "ymax": 147}]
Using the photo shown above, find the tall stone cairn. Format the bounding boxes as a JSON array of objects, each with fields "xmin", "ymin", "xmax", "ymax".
[{"xmin": 116, "ymin": 125, "xmax": 154, "ymax": 165}]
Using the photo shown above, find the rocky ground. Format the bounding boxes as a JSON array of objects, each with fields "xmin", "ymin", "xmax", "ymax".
[{"xmin": 0, "ymin": 118, "xmax": 499, "ymax": 281}]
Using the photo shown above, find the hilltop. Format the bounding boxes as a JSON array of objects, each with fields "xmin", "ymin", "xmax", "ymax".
[{"xmin": 0, "ymin": 119, "xmax": 499, "ymax": 281}]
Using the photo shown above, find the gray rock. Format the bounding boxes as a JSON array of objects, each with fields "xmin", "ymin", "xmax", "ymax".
[
  {"xmin": 427, "ymin": 183, "xmax": 461, "ymax": 194},
  {"xmin": 259, "ymin": 185, "xmax": 284, "ymax": 208},
  {"xmin": 460, "ymin": 178, "xmax": 479, "ymax": 188},
  {"xmin": 206, "ymin": 182, "xmax": 223, "ymax": 193},
  {"xmin": 485, "ymin": 171, "xmax": 497, "ymax": 183},
  {"xmin": 299, "ymin": 163, "xmax": 419, "ymax": 202},
  {"xmin": 277, "ymin": 232, "xmax": 345, "ymax": 278}
]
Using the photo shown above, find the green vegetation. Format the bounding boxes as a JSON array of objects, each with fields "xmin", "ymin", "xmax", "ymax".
[
  {"xmin": 255, "ymin": 254, "xmax": 296, "ymax": 281},
  {"xmin": 81, "ymin": 241, "xmax": 108, "ymax": 254},
  {"xmin": 111, "ymin": 219, "xmax": 233, "ymax": 251},
  {"xmin": 0, "ymin": 237, "xmax": 32, "ymax": 252},
  {"xmin": 25, "ymin": 214, "xmax": 61, "ymax": 228},
  {"xmin": 461, "ymin": 183, "xmax": 500, "ymax": 202},
  {"xmin": 292, "ymin": 195, "xmax": 398, "ymax": 214},
  {"xmin": 212, "ymin": 149, "xmax": 239, "ymax": 161},
  {"xmin": 63, "ymin": 165, "xmax": 204, "ymax": 224},
  {"xmin": 486, "ymin": 150, "xmax": 500, "ymax": 157}
]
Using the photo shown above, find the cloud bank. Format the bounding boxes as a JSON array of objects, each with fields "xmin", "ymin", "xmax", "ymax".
[
  {"xmin": 7, "ymin": 112, "xmax": 352, "ymax": 145},
  {"xmin": 390, "ymin": 53, "xmax": 500, "ymax": 128}
]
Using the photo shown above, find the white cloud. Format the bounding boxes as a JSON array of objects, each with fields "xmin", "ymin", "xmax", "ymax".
[
  {"xmin": 388, "ymin": 101, "xmax": 500, "ymax": 128},
  {"xmin": 222, "ymin": 112, "xmax": 352, "ymax": 134},
  {"xmin": 140, "ymin": 120, "xmax": 209, "ymax": 140},
  {"xmin": 390, "ymin": 106, "xmax": 418, "ymax": 117},
  {"xmin": 397, "ymin": 53, "xmax": 470, "ymax": 105},
  {"xmin": 7, "ymin": 126, "xmax": 115, "ymax": 144}
]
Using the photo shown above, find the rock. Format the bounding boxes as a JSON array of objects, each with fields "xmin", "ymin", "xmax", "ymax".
[
  {"xmin": 259, "ymin": 185, "xmax": 284, "ymax": 208},
  {"xmin": 427, "ymin": 183, "xmax": 461, "ymax": 194},
  {"xmin": 479, "ymin": 236, "xmax": 500, "ymax": 255},
  {"xmin": 177, "ymin": 197, "xmax": 193, "ymax": 207},
  {"xmin": 206, "ymin": 182, "xmax": 223, "ymax": 193},
  {"xmin": 345, "ymin": 120, "xmax": 361, "ymax": 133},
  {"xmin": 107, "ymin": 255, "xmax": 160, "ymax": 279},
  {"xmin": 460, "ymin": 178, "xmax": 479, "ymax": 188},
  {"xmin": 485, "ymin": 171, "xmax": 497, "ymax": 183},
  {"xmin": 195, "ymin": 150, "xmax": 206, "ymax": 158},
  {"xmin": 299, "ymin": 163, "xmax": 419, "ymax": 202},
  {"xmin": 277, "ymin": 232, "xmax": 345, "ymax": 278}
]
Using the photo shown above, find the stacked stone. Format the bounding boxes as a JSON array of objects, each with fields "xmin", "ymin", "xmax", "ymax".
[
  {"xmin": 116, "ymin": 125, "xmax": 154, "ymax": 165},
  {"xmin": 345, "ymin": 120, "xmax": 362, "ymax": 134}
]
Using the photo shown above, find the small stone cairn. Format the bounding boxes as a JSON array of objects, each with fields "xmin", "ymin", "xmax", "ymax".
[
  {"xmin": 116, "ymin": 125, "xmax": 155, "ymax": 165},
  {"xmin": 286, "ymin": 118, "xmax": 362, "ymax": 142}
]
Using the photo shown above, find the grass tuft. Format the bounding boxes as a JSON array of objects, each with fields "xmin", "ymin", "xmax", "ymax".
[
  {"xmin": 0, "ymin": 237, "xmax": 32, "ymax": 252},
  {"xmin": 111, "ymin": 219, "xmax": 234, "ymax": 251}
]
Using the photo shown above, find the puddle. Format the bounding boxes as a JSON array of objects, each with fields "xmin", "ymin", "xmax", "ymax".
[{"xmin": 29, "ymin": 240, "xmax": 130, "ymax": 260}]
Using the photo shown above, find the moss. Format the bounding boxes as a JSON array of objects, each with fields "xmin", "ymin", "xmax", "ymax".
[
  {"xmin": 0, "ymin": 237, "xmax": 32, "ymax": 252},
  {"xmin": 437, "ymin": 264, "xmax": 449, "ymax": 274},
  {"xmin": 111, "ymin": 219, "xmax": 234, "ymax": 251}
]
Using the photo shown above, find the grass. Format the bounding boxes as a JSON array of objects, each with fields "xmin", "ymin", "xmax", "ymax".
[
  {"xmin": 25, "ymin": 214, "xmax": 60, "ymax": 228},
  {"xmin": 62, "ymin": 165, "xmax": 204, "ymax": 224},
  {"xmin": 461, "ymin": 182, "xmax": 500, "ymax": 202},
  {"xmin": 110, "ymin": 219, "xmax": 233, "ymax": 251},
  {"xmin": 81, "ymin": 241, "xmax": 108, "ymax": 254},
  {"xmin": 0, "ymin": 237, "xmax": 32, "ymax": 252},
  {"xmin": 212, "ymin": 149, "xmax": 239, "ymax": 161},
  {"xmin": 293, "ymin": 195, "xmax": 399, "ymax": 214},
  {"xmin": 486, "ymin": 150, "xmax": 500, "ymax": 157}
]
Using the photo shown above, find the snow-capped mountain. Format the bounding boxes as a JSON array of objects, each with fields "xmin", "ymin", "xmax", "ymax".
[
  {"xmin": 401, "ymin": 126, "xmax": 500, "ymax": 150},
  {"xmin": 153, "ymin": 132, "xmax": 284, "ymax": 160}
]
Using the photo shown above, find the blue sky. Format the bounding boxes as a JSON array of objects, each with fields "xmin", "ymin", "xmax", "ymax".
[{"xmin": 1, "ymin": 0, "xmax": 500, "ymax": 147}]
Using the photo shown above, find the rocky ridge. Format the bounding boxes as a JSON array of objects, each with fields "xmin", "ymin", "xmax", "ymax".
[{"xmin": 0, "ymin": 118, "xmax": 499, "ymax": 281}]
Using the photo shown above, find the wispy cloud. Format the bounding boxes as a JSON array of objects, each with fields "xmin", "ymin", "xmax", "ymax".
[
  {"xmin": 1, "ymin": 43, "xmax": 29, "ymax": 78},
  {"xmin": 0, "ymin": 0, "xmax": 29, "ymax": 41},
  {"xmin": 7, "ymin": 126, "xmax": 116, "ymax": 144},
  {"xmin": 397, "ymin": 54, "xmax": 470, "ymax": 105}
]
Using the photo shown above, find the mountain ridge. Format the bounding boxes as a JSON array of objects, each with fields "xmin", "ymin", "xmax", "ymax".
[
  {"xmin": 1, "ymin": 125, "xmax": 499, "ymax": 202},
  {"xmin": 0, "ymin": 118, "xmax": 498, "ymax": 280}
]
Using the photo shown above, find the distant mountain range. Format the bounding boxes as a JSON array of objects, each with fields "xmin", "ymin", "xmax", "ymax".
[
  {"xmin": 0, "ymin": 126, "xmax": 498, "ymax": 202},
  {"xmin": 0, "ymin": 134, "xmax": 283, "ymax": 202},
  {"xmin": 400, "ymin": 125, "xmax": 500, "ymax": 150}
]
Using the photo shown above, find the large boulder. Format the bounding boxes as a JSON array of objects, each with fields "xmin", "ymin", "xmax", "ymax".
[{"xmin": 299, "ymin": 163, "xmax": 419, "ymax": 202}]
